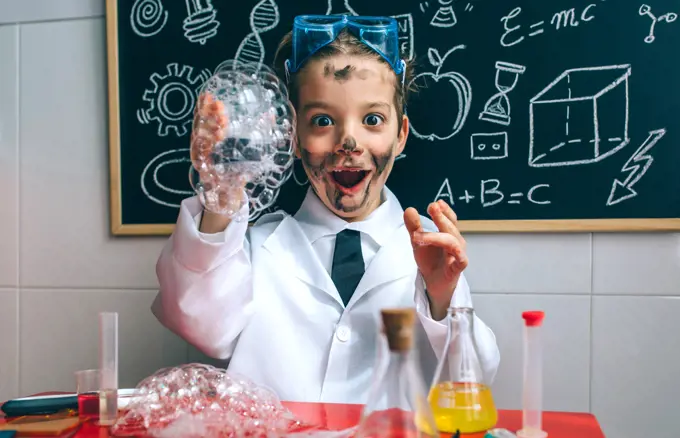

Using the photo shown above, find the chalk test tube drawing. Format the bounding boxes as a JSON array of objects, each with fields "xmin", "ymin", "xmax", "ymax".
[
  {"xmin": 137, "ymin": 63, "xmax": 212, "ymax": 137},
  {"xmin": 606, "ymin": 128, "xmax": 666, "ymax": 206},
  {"xmin": 470, "ymin": 132, "xmax": 508, "ymax": 160},
  {"xmin": 183, "ymin": 0, "xmax": 220, "ymax": 45},
  {"xmin": 639, "ymin": 4, "xmax": 677, "ymax": 43},
  {"xmin": 234, "ymin": 0, "xmax": 280, "ymax": 69},
  {"xmin": 130, "ymin": 0, "xmax": 168, "ymax": 37},
  {"xmin": 479, "ymin": 61, "xmax": 526, "ymax": 126},
  {"xmin": 141, "ymin": 149, "xmax": 193, "ymax": 208},
  {"xmin": 409, "ymin": 45, "xmax": 472, "ymax": 141},
  {"xmin": 528, "ymin": 64, "xmax": 631, "ymax": 168}
]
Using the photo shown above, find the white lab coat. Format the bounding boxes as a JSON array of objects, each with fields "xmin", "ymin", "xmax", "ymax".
[{"xmin": 152, "ymin": 186, "xmax": 500, "ymax": 404}]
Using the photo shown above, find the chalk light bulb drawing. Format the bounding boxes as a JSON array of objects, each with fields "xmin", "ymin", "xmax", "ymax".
[{"xmin": 183, "ymin": 0, "xmax": 220, "ymax": 45}]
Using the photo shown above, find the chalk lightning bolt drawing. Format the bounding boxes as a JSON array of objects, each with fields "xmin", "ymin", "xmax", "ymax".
[
  {"xmin": 234, "ymin": 0, "xmax": 280, "ymax": 69},
  {"xmin": 606, "ymin": 128, "xmax": 667, "ymax": 206}
]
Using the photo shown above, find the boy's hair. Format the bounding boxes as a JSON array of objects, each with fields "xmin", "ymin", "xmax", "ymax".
[{"xmin": 273, "ymin": 29, "xmax": 416, "ymax": 128}]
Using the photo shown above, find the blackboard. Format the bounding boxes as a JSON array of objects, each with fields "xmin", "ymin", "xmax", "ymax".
[{"xmin": 106, "ymin": 0, "xmax": 680, "ymax": 235}]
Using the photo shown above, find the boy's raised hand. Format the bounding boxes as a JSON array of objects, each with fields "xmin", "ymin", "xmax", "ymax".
[{"xmin": 404, "ymin": 200, "xmax": 468, "ymax": 321}]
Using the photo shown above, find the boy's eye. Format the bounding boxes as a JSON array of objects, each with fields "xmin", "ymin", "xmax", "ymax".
[
  {"xmin": 311, "ymin": 115, "xmax": 333, "ymax": 127},
  {"xmin": 364, "ymin": 114, "xmax": 384, "ymax": 126}
]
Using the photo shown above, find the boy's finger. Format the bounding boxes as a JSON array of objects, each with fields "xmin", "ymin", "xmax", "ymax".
[
  {"xmin": 437, "ymin": 200, "xmax": 458, "ymax": 224},
  {"xmin": 412, "ymin": 232, "xmax": 465, "ymax": 260},
  {"xmin": 428, "ymin": 202, "xmax": 456, "ymax": 236},
  {"xmin": 403, "ymin": 207, "xmax": 422, "ymax": 234}
]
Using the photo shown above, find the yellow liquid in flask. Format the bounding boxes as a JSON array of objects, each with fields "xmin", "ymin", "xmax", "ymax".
[{"xmin": 429, "ymin": 382, "xmax": 498, "ymax": 434}]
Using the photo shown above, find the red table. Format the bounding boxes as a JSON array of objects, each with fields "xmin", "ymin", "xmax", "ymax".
[{"xmin": 1, "ymin": 395, "xmax": 605, "ymax": 437}]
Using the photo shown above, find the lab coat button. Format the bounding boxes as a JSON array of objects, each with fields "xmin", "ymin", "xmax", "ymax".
[{"xmin": 336, "ymin": 325, "xmax": 351, "ymax": 342}]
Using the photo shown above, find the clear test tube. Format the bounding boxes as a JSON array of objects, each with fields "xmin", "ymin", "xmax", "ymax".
[
  {"xmin": 517, "ymin": 311, "xmax": 548, "ymax": 438},
  {"xmin": 99, "ymin": 312, "xmax": 119, "ymax": 426}
]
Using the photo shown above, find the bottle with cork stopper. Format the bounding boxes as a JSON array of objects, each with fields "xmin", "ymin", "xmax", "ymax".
[{"xmin": 355, "ymin": 308, "xmax": 439, "ymax": 438}]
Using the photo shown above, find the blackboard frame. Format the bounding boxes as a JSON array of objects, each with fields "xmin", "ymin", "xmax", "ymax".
[
  {"xmin": 107, "ymin": 0, "xmax": 173, "ymax": 235},
  {"xmin": 105, "ymin": 0, "xmax": 680, "ymax": 235}
]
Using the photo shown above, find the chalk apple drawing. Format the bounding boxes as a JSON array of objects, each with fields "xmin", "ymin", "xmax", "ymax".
[{"xmin": 408, "ymin": 45, "xmax": 472, "ymax": 141}]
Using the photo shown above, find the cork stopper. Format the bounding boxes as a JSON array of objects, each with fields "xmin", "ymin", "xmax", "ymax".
[{"xmin": 380, "ymin": 308, "xmax": 416, "ymax": 351}]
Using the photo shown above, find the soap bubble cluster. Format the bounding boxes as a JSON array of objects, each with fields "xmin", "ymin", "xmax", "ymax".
[
  {"xmin": 110, "ymin": 363, "xmax": 314, "ymax": 438},
  {"xmin": 190, "ymin": 60, "xmax": 296, "ymax": 221}
]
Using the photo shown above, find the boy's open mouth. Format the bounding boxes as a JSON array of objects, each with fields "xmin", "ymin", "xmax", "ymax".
[{"xmin": 330, "ymin": 169, "xmax": 370, "ymax": 194}]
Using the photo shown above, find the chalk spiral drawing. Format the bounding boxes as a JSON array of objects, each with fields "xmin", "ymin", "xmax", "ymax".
[
  {"xmin": 183, "ymin": 0, "xmax": 220, "ymax": 45},
  {"xmin": 234, "ymin": 0, "xmax": 280, "ymax": 69},
  {"xmin": 137, "ymin": 63, "xmax": 212, "ymax": 137},
  {"xmin": 130, "ymin": 0, "xmax": 169, "ymax": 37}
]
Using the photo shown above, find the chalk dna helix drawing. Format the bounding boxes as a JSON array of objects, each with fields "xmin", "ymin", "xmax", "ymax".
[
  {"xmin": 528, "ymin": 64, "xmax": 631, "ymax": 168},
  {"xmin": 183, "ymin": 0, "xmax": 220, "ymax": 45},
  {"xmin": 130, "ymin": 0, "xmax": 169, "ymax": 37},
  {"xmin": 233, "ymin": 0, "xmax": 280, "ymax": 69},
  {"xmin": 136, "ymin": 63, "xmax": 212, "ymax": 137}
]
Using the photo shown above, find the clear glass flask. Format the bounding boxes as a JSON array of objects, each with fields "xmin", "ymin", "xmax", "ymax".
[
  {"xmin": 355, "ymin": 308, "xmax": 439, "ymax": 438},
  {"xmin": 429, "ymin": 307, "xmax": 498, "ymax": 435}
]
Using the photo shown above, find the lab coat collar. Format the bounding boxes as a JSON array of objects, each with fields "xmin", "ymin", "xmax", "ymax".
[
  {"xmin": 293, "ymin": 185, "xmax": 405, "ymax": 247},
  {"xmin": 262, "ymin": 185, "xmax": 414, "ymax": 309}
]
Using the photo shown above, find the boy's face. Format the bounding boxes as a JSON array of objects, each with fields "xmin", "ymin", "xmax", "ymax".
[{"xmin": 295, "ymin": 55, "xmax": 409, "ymax": 222}]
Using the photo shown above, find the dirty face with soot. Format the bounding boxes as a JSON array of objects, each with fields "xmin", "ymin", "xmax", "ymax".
[{"xmin": 295, "ymin": 55, "xmax": 409, "ymax": 221}]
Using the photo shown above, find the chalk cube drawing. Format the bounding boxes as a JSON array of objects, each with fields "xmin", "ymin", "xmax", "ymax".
[
  {"xmin": 470, "ymin": 132, "xmax": 508, "ymax": 160},
  {"xmin": 528, "ymin": 65, "xmax": 631, "ymax": 167}
]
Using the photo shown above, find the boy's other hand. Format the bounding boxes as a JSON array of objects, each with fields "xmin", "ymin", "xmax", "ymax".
[{"xmin": 404, "ymin": 200, "xmax": 468, "ymax": 321}]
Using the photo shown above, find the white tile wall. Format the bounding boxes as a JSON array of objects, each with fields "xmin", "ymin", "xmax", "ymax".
[
  {"xmin": 0, "ymin": 24, "xmax": 18, "ymax": 287},
  {"xmin": 18, "ymin": 19, "xmax": 167, "ymax": 289},
  {"xmin": 0, "ymin": 5, "xmax": 678, "ymax": 438},
  {"xmin": 473, "ymin": 294, "xmax": 591, "ymax": 413},
  {"xmin": 0, "ymin": 289, "xmax": 18, "ymax": 401}
]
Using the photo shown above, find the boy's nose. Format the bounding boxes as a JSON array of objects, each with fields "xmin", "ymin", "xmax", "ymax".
[{"xmin": 335, "ymin": 134, "xmax": 363, "ymax": 156}]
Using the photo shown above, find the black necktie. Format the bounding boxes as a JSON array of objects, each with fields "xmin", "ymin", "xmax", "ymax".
[{"xmin": 331, "ymin": 229, "xmax": 365, "ymax": 306}]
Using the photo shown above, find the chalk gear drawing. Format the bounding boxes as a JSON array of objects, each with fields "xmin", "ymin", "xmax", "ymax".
[{"xmin": 137, "ymin": 63, "xmax": 212, "ymax": 137}]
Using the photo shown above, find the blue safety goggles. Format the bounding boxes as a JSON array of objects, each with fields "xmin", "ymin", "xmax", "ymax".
[{"xmin": 284, "ymin": 15, "xmax": 406, "ymax": 79}]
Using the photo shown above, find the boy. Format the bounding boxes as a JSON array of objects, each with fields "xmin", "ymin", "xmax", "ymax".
[{"xmin": 152, "ymin": 15, "xmax": 500, "ymax": 403}]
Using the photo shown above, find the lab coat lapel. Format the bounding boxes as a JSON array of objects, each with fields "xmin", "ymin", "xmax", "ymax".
[
  {"xmin": 346, "ymin": 225, "xmax": 415, "ymax": 310},
  {"xmin": 262, "ymin": 215, "xmax": 343, "ymax": 306}
]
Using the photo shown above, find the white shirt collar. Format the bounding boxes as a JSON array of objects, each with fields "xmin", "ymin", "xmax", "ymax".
[{"xmin": 293, "ymin": 186, "xmax": 405, "ymax": 247}]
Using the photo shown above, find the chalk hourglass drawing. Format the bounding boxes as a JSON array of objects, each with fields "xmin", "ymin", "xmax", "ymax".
[{"xmin": 479, "ymin": 61, "xmax": 526, "ymax": 126}]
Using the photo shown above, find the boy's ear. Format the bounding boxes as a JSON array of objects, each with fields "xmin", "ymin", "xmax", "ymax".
[{"xmin": 396, "ymin": 114, "xmax": 409, "ymax": 155}]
